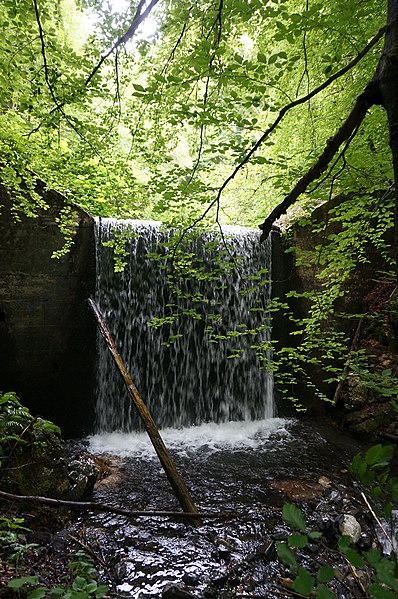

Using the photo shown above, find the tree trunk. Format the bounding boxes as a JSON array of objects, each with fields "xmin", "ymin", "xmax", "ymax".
[
  {"xmin": 88, "ymin": 299, "xmax": 202, "ymax": 527},
  {"xmin": 258, "ymin": 5, "xmax": 398, "ymax": 247},
  {"xmin": 377, "ymin": 0, "xmax": 398, "ymax": 276}
]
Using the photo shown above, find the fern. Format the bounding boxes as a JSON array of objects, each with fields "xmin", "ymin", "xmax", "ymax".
[{"xmin": 0, "ymin": 391, "xmax": 60, "ymax": 469}]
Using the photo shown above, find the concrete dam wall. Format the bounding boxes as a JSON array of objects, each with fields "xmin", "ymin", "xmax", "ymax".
[{"xmin": 0, "ymin": 186, "xmax": 96, "ymax": 437}]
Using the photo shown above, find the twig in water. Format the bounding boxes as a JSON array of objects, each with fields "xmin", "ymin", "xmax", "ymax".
[{"xmin": 361, "ymin": 491, "xmax": 395, "ymax": 554}]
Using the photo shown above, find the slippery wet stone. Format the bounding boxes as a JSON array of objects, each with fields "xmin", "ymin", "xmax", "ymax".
[
  {"xmin": 162, "ymin": 584, "xmax": 195, "ymax": 599},
  {"xmin": 270, "ymin": 479, "xmax": 325, "ymax": 501},
  {"xmin": 339, "ymin": 514, "xmax": 361, "ymax": 543},
  {"xmin": 181, "ymin": 574, "xmax": 199, "ymax": 587}
]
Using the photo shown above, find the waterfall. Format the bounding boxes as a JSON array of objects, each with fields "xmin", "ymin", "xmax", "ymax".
[{"xmin": 94, "ymin": 219, "xmax": 274, "ymax": 432}]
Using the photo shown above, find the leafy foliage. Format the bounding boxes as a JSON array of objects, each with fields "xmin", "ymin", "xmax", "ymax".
[
  {"xmin": 0, "ymin": 391, "xmax": 61, "ymax": 469},
  {"xmin": 0, "ymin": 0, "xmax": 395, "ymax": 410},
  {"xmin": 276, "ymin": 445, "xmax": 398, "ymax": 598},
  {"xmin": 0, "ymin": 0, "xmax": 389, "ymax": 223},
  {"xmin": 7, "ymin": 551, "xmax": 108, "ymax": 599},
  {"xmin": 0, "ymin": 516, "xmax": 40, "ymax": 563}
]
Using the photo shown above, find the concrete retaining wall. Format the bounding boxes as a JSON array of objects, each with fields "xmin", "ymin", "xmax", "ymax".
[{"xmin": 0, "ymin": 186, "xmax": 96, "ymax": 437}]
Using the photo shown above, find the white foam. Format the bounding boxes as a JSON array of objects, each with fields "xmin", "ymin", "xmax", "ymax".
[{"xmin": 88, "ymin": 418, "xmax": 290, "ymax": 459}]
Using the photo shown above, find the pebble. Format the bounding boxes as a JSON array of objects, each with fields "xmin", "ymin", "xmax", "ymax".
[
  {"xmin": 318, "ymin": 476, "xmax": 332, "ymax": 488},
  {"xmin": 339, "ymin": 514, "xmax": 361, "ymax": 543}
]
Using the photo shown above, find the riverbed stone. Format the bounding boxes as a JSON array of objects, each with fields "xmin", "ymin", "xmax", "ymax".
[
  {"xmin": 0, "ymin": 408, "xmax": 100, "ymax": 500},
  {"xmin": 66, "ymin": 457, "xmax": 99, "ymax": 500},
  {"xmin": 182, "ymin": 573, "xmax": 199, "ymax": 587},
  {"xmin": 162, "ymin": 584, "xmax": 195, "ymax": 599},
  {"xmin": 339, "ymin": 514, "xmax": 361, "ymax": 543},
  {"xmin": 270, "ymin": 479, "xmax": 325, "ymax": 501}
]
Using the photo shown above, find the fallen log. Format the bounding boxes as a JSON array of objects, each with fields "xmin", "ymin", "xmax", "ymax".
[
  {"xmin": 0, "ymin": 490, "xmax": 233, "ymax": 520},
  {"xmin": 87, "ymin": 298, "xmax": 202, "ymax": 527}
]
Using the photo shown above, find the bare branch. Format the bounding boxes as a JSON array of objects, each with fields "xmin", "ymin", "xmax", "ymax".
[
  {"xmin": 32, "ymin": 0, "xmax": 103, "ymax": 155},
  {"xmin": 185, "ymin": 0, "xmax": 224, "ymax": 187},
  {"xmin": 32, "ymin": 0, "xmax": 59, "ymax": 108},
  {"xmin": 208, "ymin": 22, "xmax": 387, "ymax": 233},
  {"xmin": 259, "ymin": 84, "xmax": 379, "ymax": 241},
  {"xmin": 29, "ymin": 0, "xmax": 160, "ymax": 136},
  {"xmin": 0, "ymin": 489, "xmax": 233, "ymax": 520},
  {"xmin": 85, "ymin": 0, "xmax": 160, "ymax": 88}
]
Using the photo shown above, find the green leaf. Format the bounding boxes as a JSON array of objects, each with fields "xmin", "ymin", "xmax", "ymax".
[
  {"xmin": 338, "ymin": 535, "xmax": 352, "ymax": 552},
  {"xmin": 351, "ymin": 453, "xmax": 366, "ymax": 478},
  {"xmin": 345, "ymin": 548, "xmax": 365, "ymax": 568},
  {"xmin": 374, "ymin": 559, "xmax": 398, "ymax": 590},
  {"xmin": 85, "ymin": 581, "xmax": 98, "ymax": 593},
  {"xmin": 293, "ymin": 568, "xmax": 315, "ymax": 596},
  {"xmin": 282, "ymin": 503, "xmax": 307, "ymax": 532},
  {"xmin": 50, "ymin": 587, "xmax": 65, "ymax": 596},
  {"xmin": 72, "ymin": 576, "xmax": 87, "ymax": 590},
  {"xmin": 8, "ymin": 576, "xmax": 39, "ymax": 588},
  {"xmin": 28, "ymin": 589, "xmax": 47, "ymax": 599},
  {"xmin": 288, "ymin": 533, "xmax": 308, "ymax": 548},
  {"xmin": 316, "ymin": 584, "xmax": 336, "ymax": 599},
  {"xmin": 95, "ymin": 584, "xmax": 109, "ymax": 598},
  {"xmin": 365, "ymin": 549, "xmax": 382, "ymax": 567},
  {"xmin": 368, "ymin": 583, "xmax": 396, "ymax": 599},
  {"xmin": 276, "ymin": 541, "xmax": 297, "ymax": 566},
  {"xmin": 365, "ymin": 444, "xmax": 393, "ymax": 468},
  {"xmin": 317, "ymin": 565, "xmax": 335, "ymax": 583}
]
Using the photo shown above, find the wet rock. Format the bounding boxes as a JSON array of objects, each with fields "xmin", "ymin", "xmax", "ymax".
[
  {"xmin": 0, "ymin": 409, "xmax": 101, "ymax": 502},
  {"xmin": 328, "ymin": 489, "xmax": 343, "ymax": 504},
  {"xmin": 339, "ymin": 514, "xmax": 361, "ymax": 543},
  {"xmin": 271, "ymin": 479, "xmax": 324, "ymax": 501},
  {"xmin": 212, "ymin": 574, "xmax": 229, "ymax": 587},
  {"xmin": 92, "ymin": 453, "xmax": 124, "ymax": 489},
  {"xmin": 318, "ymin": 476, "xmax": 332, "ymax": 488},
  {"xmin": 182, "ymin": 573, "xmax": 199, "ymax": 587},
  {"xmin": 272, "ymin": 532, "xmax": 288, "ymax": 541},
  {"xmin": 315, "ymin": 513, "xmax": 339, "ymax": 539},
  {"xmin": 243, "ymin": 575, "xmax": 256, "ymax": 591},
  {"xmin": 214, "ymin": 535, "xmax": 235, "ymax": 550},
  {"xmin": 162, "ymin": 584, "xmax": 194, "ymax": 599},
  {"xmin": 218, "ymin": 548, "xmax": 231, "ymax": 562},
  {"xmin": 346, "ymin": 375, "xmax": 369, "ymax": 408},
  {"xmin": 67, "ymin": 458, "xmax": 98, "ymax": 500},
  {"xmin": 357, "ymin": 533, "xmax": 373, "ymax": 551},
  {"xmin": 346, "ymin": 404, "xmax": 394, "ymax": 435},
  {"xmin": 247, "ymin": 541, "xmax": 275, "ymax": 562},
  {"xmin": 0, "ymin": 419, "xmax": 71, "ymax": 498}
]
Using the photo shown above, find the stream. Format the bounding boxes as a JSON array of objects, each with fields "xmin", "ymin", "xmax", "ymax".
[
  {"xmin": 83, "ymin": 222, "xmax": 381, "ymax": 597},
  {"xmin": 67, "ymin": 417, "xmax": 369, "ymax": 599}
]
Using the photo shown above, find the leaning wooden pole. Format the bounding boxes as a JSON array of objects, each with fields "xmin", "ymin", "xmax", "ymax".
[{"xmin": 88, "ymin": 298, "xmax": 202, "ymax": 527}]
